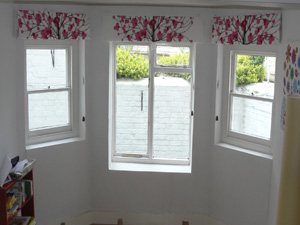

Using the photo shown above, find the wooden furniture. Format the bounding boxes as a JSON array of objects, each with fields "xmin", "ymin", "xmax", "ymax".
[
  {"xmin": 182, "ymin": 221, "xmax": 189, "ymax": 225},
  {"xmin": 0, "ymin": 170, "xmax": 35, "ymax": 225}
]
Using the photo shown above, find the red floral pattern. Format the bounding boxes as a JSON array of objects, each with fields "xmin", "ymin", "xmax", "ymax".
[
  {"xmin": 17, "ymin": 10, "xmax": 90, "ymax": 40},
  {"xmin": 212, "ymin": 13, "xmax": 280, "ymax": 45},
  {"xmin": 112, "ymin": 15, "xmax": 194, "ymax": 42}
]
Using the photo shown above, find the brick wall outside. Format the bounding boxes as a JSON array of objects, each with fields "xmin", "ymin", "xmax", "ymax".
[
  {"xmin": 27, "ymin": 49, "xmax": 273, "ymax": 155},
  {"xmin": 27, "ymin": 49, "xmax": 69, "ymax": 130},
  {"xmin": 115, "ymin": 77, "xmax": 191, "ymax": 159}
]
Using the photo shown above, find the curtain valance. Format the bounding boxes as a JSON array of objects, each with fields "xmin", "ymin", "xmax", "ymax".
[
  {"xmin": 17, "ymin": 10, "xmax": 90, "ymax": 40},
  {"xmin": 212, "ymin": 13, "xmax": 281, "ymax": 45},
  {"xmin": 103, "ymin": 15, "xmax": 203, "ymax": 43}
]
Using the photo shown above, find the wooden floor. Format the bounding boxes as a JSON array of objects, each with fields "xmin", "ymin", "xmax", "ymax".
[
  {"xmin": 91, "ymin": 219, "xmax": 189, "ymax": 225},
  {"xmin": 91, "ymin": 218, "xmax": 124, "ymax": 225}
]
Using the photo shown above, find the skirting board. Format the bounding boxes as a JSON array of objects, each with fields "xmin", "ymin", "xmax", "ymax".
[{"xmin": 50, "ymin": 211, "xmax": 227, "ymax": 225}]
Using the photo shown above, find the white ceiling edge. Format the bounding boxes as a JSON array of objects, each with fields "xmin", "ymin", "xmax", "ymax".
[{"xmin": 1, "ymin": 0, "xmax": 300, "ymax": 9}]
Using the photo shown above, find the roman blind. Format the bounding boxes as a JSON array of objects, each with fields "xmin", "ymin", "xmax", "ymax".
[
  {"xmin": 17, "ymin": 10, "xmax": 90, "ymax": 40},
  {"xmin": 212, "ymin": 13, "xmax": 281, "ymax": 45},
  {"xmin": 103, "ymin": 15, "xmax": 203, "ymax": 43}
]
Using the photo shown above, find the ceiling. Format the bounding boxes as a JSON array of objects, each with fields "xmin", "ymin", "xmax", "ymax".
[{"xmin": 2, "ymin": 0, "xmax": 300, "ymax": 9}]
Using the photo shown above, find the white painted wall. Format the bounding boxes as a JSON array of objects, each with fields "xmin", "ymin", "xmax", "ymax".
[
  {"xmin": 0, "ymin": 4, "xmax": 20, "ymax": 164},
  {"xmin": 88, "ymin": 5, "xmax": 213, "ymax": 215},
  {"xmin": 209, "ymin": 7, "xmax": 281, "ymax": 225},
  {"xmin": 267, "ymin": 9, "xmax": 300, "ymax": 225},
  {"xmin": 0, "ymin": 3, "xmax": 92, "ymax": 225},
  {"xmin": 0, "ymin": 2, "xmax": 297, "ymax": 225}
]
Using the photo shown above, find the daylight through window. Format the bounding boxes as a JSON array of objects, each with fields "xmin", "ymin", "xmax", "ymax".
[
  {"xmin": 227, "ymin": 51, "xmax": 276, "ymax": 150},
  {"xmin": 25, "ymin": 45, "xmax": 73, "ymax": 143},
  {"xmin": 111, "ymin": 43, "xmax": 194, "ymax": 164}
]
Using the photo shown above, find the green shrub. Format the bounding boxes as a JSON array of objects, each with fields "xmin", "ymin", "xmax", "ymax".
[
  {"xmin": 116, "ymin": 48, "xmax": 190, "ymax": 81},
  {"xmin": 157, "ymin": 53, "xmax": 190, "ymax": 81},
  {"xmin": 158, "ymin": 53, "xmax": 189, "ymax": 66},
  {"xmin": 116, "ymin": 47, "xmax": 149, "ymax": 80},
  {"xmin": 236, "ymin": 55, "xmax": 266, "ymax": 85}
]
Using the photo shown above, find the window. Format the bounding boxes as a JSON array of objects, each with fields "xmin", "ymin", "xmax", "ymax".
[
  {"xmin": 221, "ymin": 49, "xmax": 276, "ymax": 154},
  {"xmin": 25, "ymin": 42, "xmax": 83, "ymax": 146},
  {"xmin": 109, "ymin": 43, "xmax": 194, "ymax": 168}
]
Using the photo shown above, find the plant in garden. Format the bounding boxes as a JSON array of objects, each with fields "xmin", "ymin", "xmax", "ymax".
[
  {"xmin": 158, "ymin": 52, "xmax": 189, "ymax": 65},
  {"xmin": 236, "ymin": 55, "xmax": 266, "ymax": 85},
  {"xmin": 116, "ymin": 47, "xmax": 149, "ymax": 80},
  {"xmin": 157, "ymin": 52, "xmax": 191, "ymax": 81},
  {"xmin": 116, "ymin": 47, "xmax": 190, "ymax": 81}
]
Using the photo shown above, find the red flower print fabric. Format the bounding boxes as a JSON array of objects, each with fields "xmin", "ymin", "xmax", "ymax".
[
  {"xmin": 111, "ymin": 15, "xmax": 194, "ymax": 43},
  {"xmin": 17, "ymin": 10, "xmax": 90, "ymax": 40},
  {"xmin": 212, "ymin": 13, "xmax": 280, "ymax": 45}
]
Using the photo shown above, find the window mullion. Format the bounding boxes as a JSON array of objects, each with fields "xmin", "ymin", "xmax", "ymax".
[
  {"xmin": 148, "ymin": 43, "xmax": 155, "ymax": 160},
  {"xmin": 112, "ymin": 42, "xmax": 117, "ymax": 157}
]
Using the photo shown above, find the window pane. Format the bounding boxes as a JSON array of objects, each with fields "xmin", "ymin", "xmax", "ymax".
[
  {"xmin": 115, "ymin": 45, "xmax": 149, "ymax": 155},
  {"xmin": 156, "ymin": 46, "xmax": 190, "ymax": 67},
  {"xmin": 230, "ymin": 96, "xmax": 272, "ymax": 139},
  {"xmin": 28, "ymin": 91, "xmax": 70, "ymax": 130},
  {"xmin": 234, "ymin": 55, "xmax": 276, "ymax": 99},
  {"xmin": 27, "ymin": 49, "xmax": 67, "ymax": 90},
  {"xmin": 153, "ymin": 73, "xmax": 191, "ymax": 159}
]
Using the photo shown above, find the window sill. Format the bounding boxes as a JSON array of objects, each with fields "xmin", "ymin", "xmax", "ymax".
[
  {"xmin": 26, "ymin": 137, "xmax": 85, "ymax": 150},
  {"xmin": 215, "ymin": 142, "xmax": 273, "ymax": 160},
  {"xmin": 109, "ymin": 161, "xmax": 191, "ymax": 173}
]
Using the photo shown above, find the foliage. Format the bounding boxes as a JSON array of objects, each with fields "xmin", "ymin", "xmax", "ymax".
[
  {"xmin": 157, "ymin": 52, "xmax": 191, "ymax": 81},
  {"xmin": 116, "ymin": 47, "xmax": 190, "ymax": 81},
  {"xmin": 236, "ymin": 55, "xmax": 267, "ymax": 85},
  {"xmin": 158, "ymin": 52, "xmax": 189, "ymax": 65},
  {"xmin": 116, "ymin": 47, "xmax": 149, "ymax": 80}
]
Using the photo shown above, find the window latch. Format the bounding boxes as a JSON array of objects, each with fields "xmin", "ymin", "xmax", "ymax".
[
  {"xmin": 191, "ymin": 111, "xmax": 194, "ymax": 116},
  {"xmin": 141, "ymin": 90, "xmax": 143, "ymax": 111}
]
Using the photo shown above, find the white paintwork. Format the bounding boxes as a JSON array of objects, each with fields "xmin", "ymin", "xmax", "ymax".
[
  {"xmin": 0, "ymin": 2, "xmax": 295, "ymax": 225},
  {"xmin": 0, "ymin": 4, "xmax": 20, "ymax": 163},
  {"xmin": 14, "ymin": 4, "xmax": 92, "ymax": 225},
  {"xmin": 2, "ymin": 0, "xmax": 300, "ymax": 9}
]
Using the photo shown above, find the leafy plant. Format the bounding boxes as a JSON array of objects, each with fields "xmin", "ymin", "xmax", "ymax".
[
  {"xmin": 116, "ymin": 47, "xmax": 149, "ymax": 80},
  {"xmin": 236, "ymin": 55, "xmax": 266, "ymax": 85},
  {"xmin": 158, "ymin": 52, "xmax": 189, "ymax": 66},
  {"xmin": 157, "ymin": 53, "xmax": 190, "ymax": 81},
  {"xmin": 116, "ymin": 47, "xmax": 190, "ymax": 81}
]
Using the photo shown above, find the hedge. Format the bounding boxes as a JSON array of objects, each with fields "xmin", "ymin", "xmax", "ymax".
[
  {"xmin": 116, "ymin": 47, "xmax": 190, "ymax": 81},
  {"xmin": 236, "ymin": 55, "xmax": 266, "ymax": 85}
]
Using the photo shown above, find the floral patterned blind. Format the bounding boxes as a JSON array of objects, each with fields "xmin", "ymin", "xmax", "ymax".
[
  {"xmin": 17, "ymin": 10, "xmax": 90, "ymax": 40},
  {"xmin": 212, "ymin": 13, "xmax": 281, "ymax": 45},
  {"xmin": 103, "ymin": 15, "xmax": 203, "ymax": 43}
]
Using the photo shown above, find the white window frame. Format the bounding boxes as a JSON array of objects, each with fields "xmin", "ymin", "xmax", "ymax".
[
  {"xmin": 220, "ymin": 45, "xmax": 276, "ymax": 154},
  {"xmin": 25, "ymin": 41, "xmax": 82, "ymax": 146},
  {"xmin": 109, "ymin": 42, "xmax": 195, "ymax": 166}
]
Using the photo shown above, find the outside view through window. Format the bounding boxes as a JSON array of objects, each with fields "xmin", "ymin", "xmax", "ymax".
[
  {"xmin": 115, "ymin": 45, "xmax": 192, "ymax": 160},
  {"xmin": 230, "ymin": 54, "xmax": 276, "ymax": 140},
  {"xmin": 26, "ymin": 49, "xmax": 70, "ymax": 131}
]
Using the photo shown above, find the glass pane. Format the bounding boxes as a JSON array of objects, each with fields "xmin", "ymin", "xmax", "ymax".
[
  {"xmin": 28, "ymin": 91, "xmax": 70, "ymax": 130},
  {"xmin": 27, "ymin": 49, "xmax": 67, "ymax": 90},
  {"xmin": 156, "ymin": 46, "xmax": 190, "ymax": 67},
  {"xmin": 230, "ymin": 96, "xmax": 272, "ymax": 139},
  {"xmin": 153, "ymin": 72, "xmax": 191, "ymax": 159},
  {"xmin": 234, "ymin": 55, "xmax": 276, "ymax": 99},
  {"xmin": 115, "ymin": 45, "xmax": 149, "ymax": 155}
]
